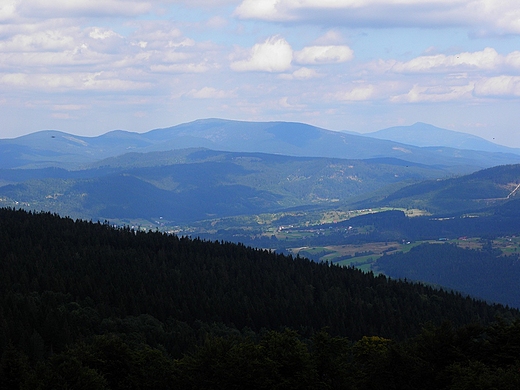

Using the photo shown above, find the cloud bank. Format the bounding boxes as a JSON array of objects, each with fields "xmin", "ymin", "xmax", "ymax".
[{"xmin": 235, "ymin": 0, "xmax": 520, "ymax": 34}]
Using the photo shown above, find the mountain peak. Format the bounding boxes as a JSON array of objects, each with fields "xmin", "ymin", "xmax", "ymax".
[
  {"xmin": 366, "ymin": 123, "xmax": 520, "ymax": 155},
  {"xmin": 2, "ymin": 119, "xmax": 520, "ymax": 170}
]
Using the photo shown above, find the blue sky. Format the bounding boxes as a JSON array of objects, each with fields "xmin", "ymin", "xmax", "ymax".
[{"xmin": 2, "ymin": 0, "xmax": 520, "ymax": 147}]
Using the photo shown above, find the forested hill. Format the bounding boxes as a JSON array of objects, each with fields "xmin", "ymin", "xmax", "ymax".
[
  {"xmin": 0, "ymin": 208, "xmax": 516, "ymax": 344},
  {"xmin": 376, "ymin": 163, "xmax": 520, "ymax": 214},
  {"xmin": 376, "ymin": 243, "xmax": 520, "ymax": 308},
  {"xmin": 2, "ymin": 207, "xmax": 520, "ymax": 388}
]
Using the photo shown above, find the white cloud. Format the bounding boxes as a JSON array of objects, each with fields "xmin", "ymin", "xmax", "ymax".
[
  {"xmin": 89, "ymin": 28, "xmax": 121, "ymax": 40},
  {"xmin": 336, "ymin": 85, "xmax": 375, "ymax": 101},
  {"xmin": 0, "ymin": 71, "xmax": 151, "ymax": 91},
  {"xmin": 236, "ymin": 0, "xmax": 465, "ymax": 23},
  {"xmin": 230, "ymin": 36, "xmax": 293, "ymax": 72},
  {"xmin": 479, "ymin": 1, "xmax": 520, "ymax": 35},
  {"xmin": 186, "ymin": 87, "xmax": 234, "ymax": 98},
  {"xmin": 0, "ymin": 15, "xmax": 219, "ymax": 95},
  {"xmin": 0, "ymin": 29, "xmax": 77, "ymax": 52},
  {"xmin": 150, "ymin": 63, "xmax": 210, "ymax": 73},
  {"xmin": 158, "ymin": 51, "xmax": 193, "ymax": 63},
  {"xmin": 504, "ymin": 51, "xmax": 520, "ymax": 70},
  {"xmin": 0, "ymin": 0, "xmax": 18, "ymax": 22},
  {"xmin": 52, "ymin": 104, "xmax": 88, "ymax": 110},
  {"xmin": 18, "ymin": 0, "xmax": 152, "ymax": 18},
  {"xmin": 0, "ymin": 25, "xmax": 131, "ymax": 71},
  {"xmin": 391, "ymin": 83, "xmax": 475, "ymax": 102},
  {"xmin": 294, "ymin": 45, "xmax": 353, "ymax": 65},
  {"xmin": 0, "ymin": 73, "xmax": 29, "ymax": 86},
  {"xmin": 388, "ymin": 48, "xmax": 500, "ymax": 73},
  {"xmin": 279, "ymin": 67, "xmax": 323, "ymax": 80},
  {"xmin": 234, "ymin": 0, "xmax": 520, "ymax": 35},
  {"xmin": 369, "ymin": 48, "xmax": 520, "ymax": 75},
  {"xmin": 293, "ymin": 67, "xmax": 321, "ymax": 79},
  {"xmin": 234, "ymin": 0, "xmax": 288, "ymax": 22},
  {"xmin": 0, "ymin": 47, "xmax": 110, "ymax": 69},
  {"xmin": 278, "ymin": 96, "xmax": 306, "ymax": 109},
  {"xmin": 292, "ymin": 67, "xmax": 318, "ymax": 78},
  {"xmin": 82, "ymin": 72, "xmax": 152, "ymax": 90},
  {"xmin": 130, "ymin": 21, "xmax": 184, "ymax": 47},
  {"xmin": 313, "ymin": 30, "xmax": 344, "ymax": 45},
  {"xmin": 474, "ymin": 76, "xmax": 520, "ymax": 97}
]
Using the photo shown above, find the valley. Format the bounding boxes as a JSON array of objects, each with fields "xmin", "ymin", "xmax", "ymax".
[
  {"xmin": 2, "ymin": 119, "xmax": 520, "ymax": 310},
  {"xmin": 3, "ymin": 120, "xmax": 520, "ymax": 388},
  {"xmin": 173, "ymin": 206, "xmax": 520, "ymax": 276}
]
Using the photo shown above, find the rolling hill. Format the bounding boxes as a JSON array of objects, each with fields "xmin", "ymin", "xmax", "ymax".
[
  {"xmin": 373, "ymin": 163, "xmax": 520, "ymax": 215},
  {"xmin": 0, "ymin": 149, "xmax": 452, "ymax": 223}
]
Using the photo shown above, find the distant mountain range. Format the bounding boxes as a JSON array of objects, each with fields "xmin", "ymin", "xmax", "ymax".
[
  {"xmin": 366, "ymin": 122, "xmax": 520, "ymax": 154},
  {"xmin": 2, "ymin": 119, "xmax": 520, "ymax": 172}
]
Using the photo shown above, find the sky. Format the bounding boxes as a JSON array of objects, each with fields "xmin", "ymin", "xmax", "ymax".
[{"xmin": 2, "ymin": 0, "xmax": 520, "ymax": 147}]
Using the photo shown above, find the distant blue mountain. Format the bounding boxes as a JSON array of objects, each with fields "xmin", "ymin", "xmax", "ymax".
[
  {"xmin": 2, "ymin": 119, "xmax": 520, "ymax": 171},
  {"xmin": 366, "ymin": 122, "xmax": 520, "ymax": 155}
]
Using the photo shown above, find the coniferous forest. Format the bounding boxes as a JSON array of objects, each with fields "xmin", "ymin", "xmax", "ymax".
[{"xmin": 2, "ymin": 207, "xmax": 520, "ymax": 389}]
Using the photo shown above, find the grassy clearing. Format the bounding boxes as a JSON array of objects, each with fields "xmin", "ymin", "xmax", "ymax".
[{"xmin": 490, "ymin": 236, "xmax": 520, "ymax": 255}]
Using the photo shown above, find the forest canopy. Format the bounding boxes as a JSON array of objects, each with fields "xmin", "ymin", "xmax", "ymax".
[{"xmin": 1, "ymin": 207, "xmax": 519, "ymax": 389}]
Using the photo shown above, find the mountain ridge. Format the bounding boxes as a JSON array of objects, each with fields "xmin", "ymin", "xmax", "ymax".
[
  {"xmin": 2, "ymin": 119, "xmax": 520, "ymax": 172},
  {"xmin": 366, "ymin": 122, "xmax": 520, "ymax": 154},
  {"xmin": 0, "ymin": 148, "xmax": 452, "ymax": 223},
  {"xmin": 372, "ymin": 163, "xmax": 520, "ymax": 215}
]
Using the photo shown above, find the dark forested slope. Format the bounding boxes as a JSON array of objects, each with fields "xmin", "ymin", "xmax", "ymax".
[
  {"xmin": 1, "ymin": 208, "xmax": 516, "ymax": 353},
  {"xmin": 376, "ymin": 243, "xmax": 520, "ymax": 308},
  {"xmin": 2, "ymin": 208, "xmax": 520, "ymax": 389}
]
